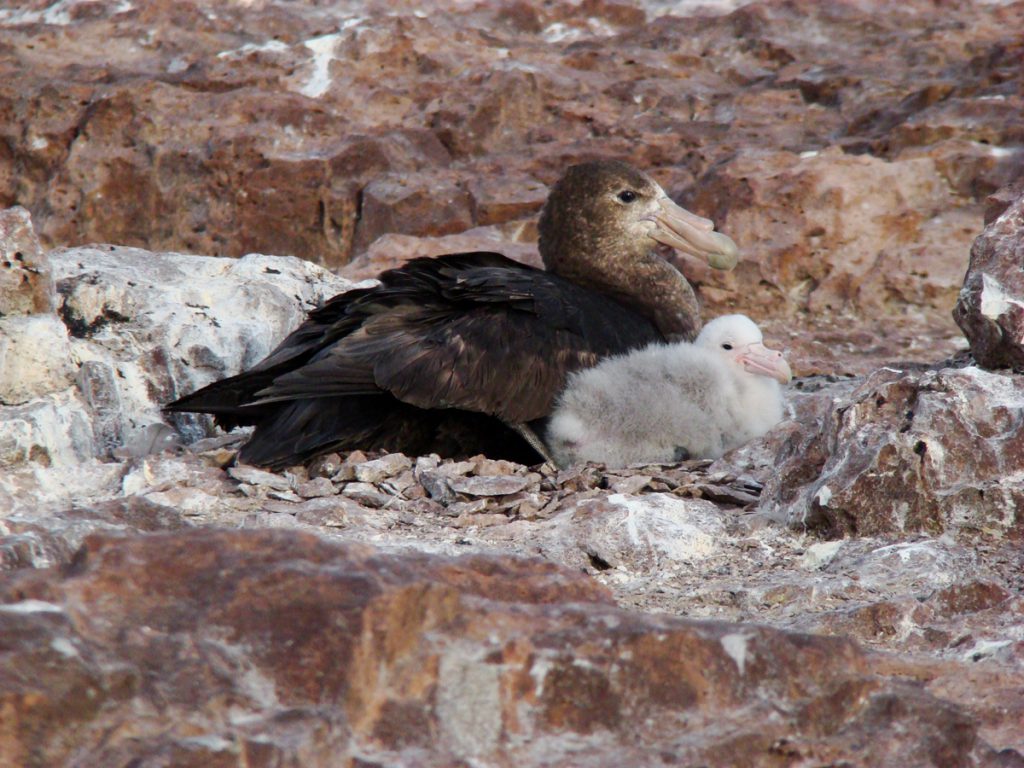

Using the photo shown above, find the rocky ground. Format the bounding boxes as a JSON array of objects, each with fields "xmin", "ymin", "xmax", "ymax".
[{"xmin": 1, "ymin": 0, "xmax": 1023, "ymax": 766}]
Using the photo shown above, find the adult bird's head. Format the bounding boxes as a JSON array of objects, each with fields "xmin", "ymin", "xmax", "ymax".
[{"xmin": 538, "ymin": 160, "xmax": 739, "ymax": 341}]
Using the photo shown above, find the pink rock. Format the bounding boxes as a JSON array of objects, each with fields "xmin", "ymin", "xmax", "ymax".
[{"xmin": 953, "ymin": 188, "xmax": 1024, "ymax": 371}]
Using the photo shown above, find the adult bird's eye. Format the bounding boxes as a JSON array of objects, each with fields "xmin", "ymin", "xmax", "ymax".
[
  {"xmin": 722, "ymin": 343, "xmax": 733, "ymax": 350},
  {"xmin": 617, "ymin": 190, "xmax": 638, "ymax": 203}
]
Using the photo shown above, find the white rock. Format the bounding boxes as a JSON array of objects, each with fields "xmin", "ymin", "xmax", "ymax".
[
  {"xmin": 0, "ymin": 241, "xmax": 358, "ymax": 513},
  {"xmin": 799, "ymin": 540, "xmax": 844, "ymax": 570},
  {"xmin": 0, "ymin": 314, "xmax": 74, "ymax": 405},
  {"xmin": 0, "ymin": 391, "xmax": 94, "ymax": 468},
  {"xmin": 573, "ymin": 492, "xmax": 726, "ymax": 571}
]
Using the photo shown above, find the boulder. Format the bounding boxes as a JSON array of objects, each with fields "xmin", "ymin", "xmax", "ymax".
[
  {"xmin": 0, "ymin": 314, "xmax": 74, "ymax": 405},
  {"xmin": 761, "ymin": 364, "xmax": 1024, "ymax": 539},
  {"xmin": 0, "ymin": 206, "xmax": 55, "ymax": 315},
  {"xmin": 683, "ymin": 148, "xmax": 975, "ymax": 318},
  {"xmin": 953, "ymin": 188, "xmax": 1024, "ymax": 372},
  {"xmin": 0, "ymin": 528, "xmax": 1010, "ymax": 767},
  {"xmin": 0, "ymin": 224, "xmax": 353, "ymax": 492}
]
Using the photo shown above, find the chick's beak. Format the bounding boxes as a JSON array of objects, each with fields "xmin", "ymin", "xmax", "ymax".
[
  {"xmin": 649, "ymin": 196, "xmax": 739, "ymax": 270},
  {"xmin": 738, "ymin": 342, "xmax": 792, "ymax": 384}
]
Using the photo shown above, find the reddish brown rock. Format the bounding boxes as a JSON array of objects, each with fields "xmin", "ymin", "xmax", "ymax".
[
  {"xmin": 0, "ymin": 528, "xmax": 1013, "ymax": 767},
  {"xmin": 341, "ymin": 223, "xmax": 541, "ymax": 281},
  {"xmin": 953, "ymin": 189, "xmax": 1024, "ymax": 372},
  {"xmin": 985, "ymin": 178, "xmax": 1024, "ymax": 225},
  {"xmin": 684, "ymin": 147, "xmax": 975, "ymax": 318},
  {"xmin": 0, "ymin": 0, "xmax": 1019, "ymax": 296},
  {"xmin": 468, "ymin": 172, "xmax": 547, "ymax": 227},
  {"xmin": 353, "ymin": 170, "xmax": 474, "ymax": 253},
  {"xmin": 761, "ymin": 364, "xmax": 1024, "ymax": 539},
  {"xmin": 0, "ymin": 207, "xmax": 54, "ymax": 315}
]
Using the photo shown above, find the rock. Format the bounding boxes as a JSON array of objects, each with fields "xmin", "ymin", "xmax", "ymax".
[
  {"xmin": 2, "ymin": 2, "xmax": 1024, "ymax": 763},
  {"xmin": 353, "ymin": 453, "xmax": 413, "ymax": 484},
  {"xmin": 471, "ymin": 457, "xmax": 523, "ymax": 476},
  {"xmin": 294, "ymin": 477, "xmax": 337, "ymax": 499},
  {"xmin": 341, "ymin": 223, "xmax": 541, "ymax": 281},
  {"xmin": 573, "ymin": 493, "xmax": 727, "ymax": 571},
  {"xmin": 900, "ymin": 139, "xmax": 1024, "ymax": 203},
  {"xmin": 0, "ymin": 314, "xmax": 74, "ymax": 405},
  {"xmin": 0, "ymin": 207, "xmax": 54, "ymax": 315},
  {"xmin": 353, "ymin": 170, "xmax": 474, "ymax": 253},
  {"xmin": 447, "ymin": 474, "xmax": 530, "ymax": 497},
  {"xmin": 984, "ymin": 177, "xmax": 1024, "ymax": 225},
  {"xmin": 334, "ymin": 450, "xmax": 369, "ymax": 481},
  {"xmin": 467, "ymin": 172, "xmax": 548, "ymax": 226},
  {"xmin": 453, "ymin": 511, "xmax": 508, "ymax": 528},
  {"xmin": 953, "ymin": 189, "xmax": 1024, "ymax": 372},
  {"xmin": 761, "ymin": 365, "xmax": 1024, "ymax": 539},
  {"xmin": 0, "ymin": 240, "xmax": 351, "ymax": 512},
  {"xmin": 342, "ymin": 482, "xmax": 399, "ymax": 509},
  {"xmin": 417, "ymin": 470, "xmax": 455, "ymax": 503},
  {"xmin": 307, "ymin": 452, "xmax": 342, "ymax": 478},
  {"xmin": 112, "ymin": 422, "xmax": 182, "ymax": 459},
  {"xmin": 608, "ymin": 474, "xmax": 652, "ymax": 495},
  {"xmin": 267, "ymin": 488, "xmax": 303, "ymax": 503},
  {"xmin": 417, "ymin": 460, "xmax": 477, "ymax": 503},
  {"xmin": 0, "ymin": 392, "xmax": 95, "ymax": 469},
  {"xmin": 446, "ymin": 498, "xmax": 491, "ymax": 517},
  {"xmin": 0, "ymin": 528, "xmax": 1013, "ymax": 767},
  {"xmin": 934, "ymin": 581, "xmax": 1010, "ymax": 617},
  {"xmin": 2, "ymin": 0, "xmax": 1013, "ymax": 327},
  {"xmin": 227, "ymin": 465, "xmax": 293, "ymax": 492},
  {"xmin": 686, "ymin": 147, "xmax": 973, "ymax": 318}
]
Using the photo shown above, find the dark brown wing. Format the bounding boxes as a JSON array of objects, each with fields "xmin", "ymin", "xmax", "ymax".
[
  {"xmin": 164, "ymin": 253, "xmax": 512, "ymax": 424},
  {"xmin": 251, "ymin": 256, "xmax": 662, "ymax": 423}
]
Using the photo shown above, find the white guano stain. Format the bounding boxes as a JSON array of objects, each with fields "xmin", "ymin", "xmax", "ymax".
[
  {"xmin": 0, "ymin": 599, "xmax": 64, "ymax": 614},
  {"xmin": 216, "ymin": 40, "xmax": 291, "ymax": 60},
  {"xmin": 815, "ymin": 484, "xmax": 832, "ymax": 506},
  {"xmin": 721, "ymin": 633, "xmax": 753, "ymax": 676},
  {"xmin": 300, "ymin": 33, "xmax": 343, "ymax": 98},
  {"xmin": 980, "ymin": 273, "xmax": 1024, "ymax": 321},
  {"xmin": 296, "ymin": 17, "xmax": 366, "ymax": 99},
  {"xmin": 50, "ymin": 637, "xmax": 80, "ymax": 658}
]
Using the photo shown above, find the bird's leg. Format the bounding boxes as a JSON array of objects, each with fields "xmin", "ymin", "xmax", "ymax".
[{"xmin": 508, "ymin": 421, "xmax": 557, "ymax": 466}]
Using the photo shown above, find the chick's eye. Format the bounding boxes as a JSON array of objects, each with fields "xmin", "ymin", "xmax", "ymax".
[
  {"xmin": 617, "ymin": 190, "xmax": 638, "ymax": 203},
  {"xmin": 722, "ymin": 343, "xmax": 733, "ymax": 350}
]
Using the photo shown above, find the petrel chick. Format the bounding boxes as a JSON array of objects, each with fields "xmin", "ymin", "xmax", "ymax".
[{"xmin": 547, "ymin": 314, "xmax": 791, "ymax": 467}]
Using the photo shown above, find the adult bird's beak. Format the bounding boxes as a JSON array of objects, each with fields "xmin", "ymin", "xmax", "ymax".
[
  {"xmin": 738, "ymin": 342, "xmax": 793, "ymax": 384},
  {"xmin": 650, "ymin": 197, "xmax": 739, "ymax": 270}
]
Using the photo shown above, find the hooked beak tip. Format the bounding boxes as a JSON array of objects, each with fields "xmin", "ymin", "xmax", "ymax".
[{"xmin": 651, "ymin": 198, "xmax": 739, "ymax": 270}]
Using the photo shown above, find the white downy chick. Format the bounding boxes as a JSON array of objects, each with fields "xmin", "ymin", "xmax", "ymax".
[{"xmin": 547, "ymin": 314, "xmax": 792, "ymax": 467}]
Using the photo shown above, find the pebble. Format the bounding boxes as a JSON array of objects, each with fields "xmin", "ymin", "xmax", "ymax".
[
  {"xmin": 228, "ymin": 465, "xmax": 292, "ymax": 491},
  {"xmin": 472, "ymin": 457, "xmax": 520, "ymax": 476},
  {"xmin": 355, "ymin": 453, "xmax": 413, "ymax": 483},
  {"xmin": 307, "ymin": 453, "xmax": 342, "ymax": 478},
  {"xmin": 418, "ymin": 470, "xmax": 455, "ymax": 503},
  {"xmin": 453, "ymin": 512, "xmax": 509, "ymax": 528},
  {"xmin": 610, "ymin": 475, "xmax": 653, "ymax": 495},
  {"xmin": 295, "ymin": 477, "xmax": 337, "ymax": 498},
  {"xmin": 335, "ymin": 450, "xmax": 368, "ymax": 481},
  {"xmin": 445, "ymin": 498, "xmax": 491, "ymax": 517},
  {"xmin": 343, "ymin": 482, "xmax": 400, "ymax": 509},
  {"xmin": 267, "ymin": 489, "xmax": 302, "ymax": 503},
  {"xmin": 447, "ymin": 474, "xmax": 530, "ymax": 497}
]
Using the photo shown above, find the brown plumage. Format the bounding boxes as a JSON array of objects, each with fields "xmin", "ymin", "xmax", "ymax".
[{"xmin": 165, "ymin": 160, "xmax": 738, "ymax": 468}]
